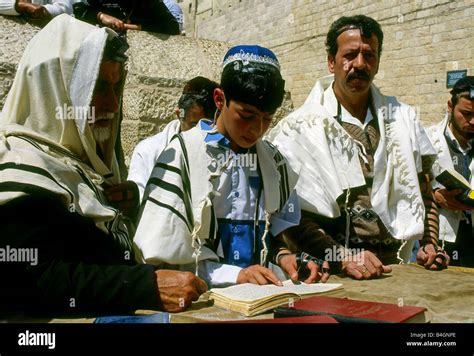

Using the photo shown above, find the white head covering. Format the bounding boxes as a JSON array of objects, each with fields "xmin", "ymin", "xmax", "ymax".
[
  {"xmin": 0, "ymin": 14, "xmax": 123, "ymax": 183},
  {"xmin": 0, "ymin": 15, "xmax": 129, "ymax": 239}
]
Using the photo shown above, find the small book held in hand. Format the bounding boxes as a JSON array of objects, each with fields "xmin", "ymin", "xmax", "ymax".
[
  {"xmin": 209, "ymin": 280, "xmax": 343, "ymax": 317},
  {"xmin": 435, "ymin": 169, "xmax": 474, "ymax": 207},
  {"xmin": 274, "ymin": 296, "xmax": 427, "ymax": 323}
]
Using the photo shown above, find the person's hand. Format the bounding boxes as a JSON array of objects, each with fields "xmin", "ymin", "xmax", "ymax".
[
  {"xmin": 416, "ymin": 243, "xmax": 450, "ymax": 270},
  {"xmin": 154, "ymin": 270, "xmax": 208, "ymax": 312},
  {"xmin": 237, "ymin": 264, "xmax": 283, "ymax": 286},
  {"xmin": 342, "ymin": 250, "xmax": 392, "ymax": 280},
  {"xmin": 279, "ymin": 254, "xmax": 330, "ymax": 284},
  {"xmin": 15, "ymin": 0, "xmax": 51, "ymax": 27},
  {"xmin": 16, "ymin": 1, "xmax": 50, "ymax": 19},
  {"xmin": 97, "ymin": 12, "xmax": 125, "ymax": 32},
  {"xmin": 104, "ymin": 180, "xmax": 139, "ymax": 217},
  {"xmin": 433, "ymin": 188, "xmax": 473, "ymax": 211}
]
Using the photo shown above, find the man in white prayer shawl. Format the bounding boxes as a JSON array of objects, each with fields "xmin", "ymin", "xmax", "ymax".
[
  {"xmin": 267, "ymin": 15, "xmax": 449, "ymax": 280},
  {"xmin": 427, "ymin": 76, "xmax": 474, "ymax": 267},
  {"xmin": 128, "ymin": 76, "xmax": 219, "ymax": 202},
  {"xmin": 0, "ymin": 15, "xmax": 206, "ymax": 315}
]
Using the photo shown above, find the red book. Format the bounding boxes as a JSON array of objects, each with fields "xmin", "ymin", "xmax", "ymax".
[{"xmin": 274, "ymin": 296, "xmax": 427, "ymax": 323}]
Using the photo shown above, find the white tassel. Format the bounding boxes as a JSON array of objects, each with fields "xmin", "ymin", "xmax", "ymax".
[
  {"xmin": 191, "ymin": 230, "xmax": 202, "ymax": 276},
  {"xmin": 192, "ymin": 148, "xmax": 233, "ymax": 277},
  {"xmin": 260, "ymin": 211, "xmax": 271, "ymax": 265},
  {"xmin": 343, "ymin": 185, "xmax": 351, "ymax": 249},
  {"xmin": 353, "ymin": 139, "xmax": 369, "ymax": 165},
  {"xmin": 385, "ymin": 120, "xmax": 424, "ymax": 224},
  {"xmin": 396, "ymin": 238, "xmax": 408, "ymax": 264}
]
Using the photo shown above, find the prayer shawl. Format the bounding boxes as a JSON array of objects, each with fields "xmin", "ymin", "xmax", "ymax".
[
  {"xmin": 426, "ymin": 115, "xmax": 474, "ymax": 243},
  {"xmin": 134, "ymin": 124, "xmax": 297, "ymax": 271},
  {"xmin": 267, "ymin": 80, "xmax": 436, "ymax": 260},
  {"xmin": 128, "ymin": 119, "xmax": 181, "ymax": 201},
  {"xmin": 0, "ymin": 15, "xmax": 129, "ymax": 245}
]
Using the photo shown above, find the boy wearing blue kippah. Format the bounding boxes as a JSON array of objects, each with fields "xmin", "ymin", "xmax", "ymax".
[{"xmin": 134, "ymin": 45, "xmax": 329, "ymax": 287}]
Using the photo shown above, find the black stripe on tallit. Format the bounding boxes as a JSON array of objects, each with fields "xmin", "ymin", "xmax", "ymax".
[
  {"xmin": 0, "ymin": 162, "xmax": 75, "ymax": 203},
  {"xmin": 0, "ymin": 181, "xmax": 64, "ymax": 200},
  {"xmin": 173, "ymin": 134, "xmax": 193, "ymax": 221},
  {"xmin": 147, "ymin": 196, "xmax": 192, "ymax": 233},
  {"xmin": 153, "ymin": 162, "xmax": 182, "ymax": 176},
  {"xmin": 148, "ymin": 177, "xmax": 193, "ymax": 227},
  {"xmin": 274, "ymin": 151, "xmax": 290, "ymax": 209}
]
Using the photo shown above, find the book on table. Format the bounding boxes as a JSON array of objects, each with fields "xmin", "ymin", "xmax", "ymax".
[
  {"xmin": 211, "ymin": 315, "xmax": 338, "ymax": 323},
  {"xmin": 208, "ymin": 280, "xmax": 343, "ymax": 317},
  {"xmin": 435, "ymin": 169, "xmax": 474, "ymax": 207},
  {"xmin": 274, "ymin": 295, "xmax": 427, "ymax": 323}
]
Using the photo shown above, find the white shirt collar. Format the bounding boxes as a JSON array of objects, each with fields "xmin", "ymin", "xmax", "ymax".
[{"xmin": 323, "ymin": 84, "xmax": 375, "ymax": 129}]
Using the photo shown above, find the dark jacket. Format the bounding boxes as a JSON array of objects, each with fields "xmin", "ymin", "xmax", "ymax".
[
  {"xmin": 0, "ymin": 193, "xmax": 160, "ymax": 316},
  {"xmin": 73, "ymin": 0, "xmax": 180, "ymax": 35}
]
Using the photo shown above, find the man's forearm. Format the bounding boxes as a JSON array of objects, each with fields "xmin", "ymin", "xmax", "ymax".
[
  {"xmin": 282, "ymin": 211, "xmax": 344, "ymax": 271},
  {"xmin": 420, "ymin": 173, "xmax": 440, "ymax": 247}
]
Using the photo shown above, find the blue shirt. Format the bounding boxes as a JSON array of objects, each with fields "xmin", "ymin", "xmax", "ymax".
[{"xmin": 201, "ymin": 120, "xmax": 300, "ymax": 268}]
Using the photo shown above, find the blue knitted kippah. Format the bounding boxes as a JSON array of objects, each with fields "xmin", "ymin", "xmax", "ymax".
[{"xmin": 222, "ymin": 45, "xmax": 280, "ymax": 70}]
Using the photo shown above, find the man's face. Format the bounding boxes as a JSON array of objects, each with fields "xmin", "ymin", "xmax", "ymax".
[
  {"xmin": 216, "ymin": 90, "xmax": 273, "ymax": 151},
  {"xmin": 178, "ymin": 103, "xmax": 206, "ymax": 131},
  {"xmin": 448, "ymin": 96, "xmax": 474, "ymax": 142},
  {"xmin": 89, "ymin": 60, "xmax": 122, "ymax": 143},
  {"xmin": 328, "ymin": 29, "xmax": 379, "ymax": 98}
]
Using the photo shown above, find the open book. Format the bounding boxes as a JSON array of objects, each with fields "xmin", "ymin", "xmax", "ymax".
[
  {"xmin": 435, "ymin": 169, "xmax": 474, "ymax": 207},
  {"xmin": 209, "ymin": 280, "xmax": 343, "ymax": 317}
]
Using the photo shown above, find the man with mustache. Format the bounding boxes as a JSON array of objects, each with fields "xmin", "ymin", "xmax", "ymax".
[
  {"xmin": 426, "ymin": 76, "xmax": 474, "ymax": 267},
  {"xmin": 268, "ymin": 15, "xmax": 449, "ymax": 280}
]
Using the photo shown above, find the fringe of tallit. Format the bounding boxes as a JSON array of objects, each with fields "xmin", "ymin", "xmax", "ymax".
[
  {"xmin": 396, "ymin": 239, "xmax": 408, "ymax": 264},
  {"xmin": 385, "ymin": 121, "xmax": 425, "ymax": 227},
  {"xmin": 260, "ymin": 211, "xmax": 271, "ymax": 266},
  {"xmin": 191, "ymin": 150, "xmax": 234, "ymax": 275}
]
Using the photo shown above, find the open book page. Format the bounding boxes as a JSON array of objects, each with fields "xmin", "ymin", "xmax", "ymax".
[
  {"xmin": 209, "ymin": 280, "xmax": 343, "ymax": 316},
  {"xmin": 210, "ymin": 280, "xmax": 342, "ymax": 302}
]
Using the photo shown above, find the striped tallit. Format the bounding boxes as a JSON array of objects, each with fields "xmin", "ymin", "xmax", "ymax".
[{"xmin": 133, "ymin": 122, "xmax": 296, "ymax": 271}]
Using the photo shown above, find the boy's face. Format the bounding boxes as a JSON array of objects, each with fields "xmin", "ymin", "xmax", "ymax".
[{"xmin": 215, "ymin": 89, "xmax": 274, "ymax": 151}]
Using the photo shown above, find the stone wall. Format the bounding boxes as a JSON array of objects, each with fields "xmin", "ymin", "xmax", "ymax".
[
  {"xmin": 178, "ymin": 0, "xmax": 474, "ymax": 125},
  {"xmin": 0, "ymin": 15, "xmax": 229, "ymax": 165}
]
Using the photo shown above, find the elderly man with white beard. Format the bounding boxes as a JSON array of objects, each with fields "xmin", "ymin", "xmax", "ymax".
[{"xmin": 0, "ymin": 14, "xmax": 207, "ymax": 315}]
